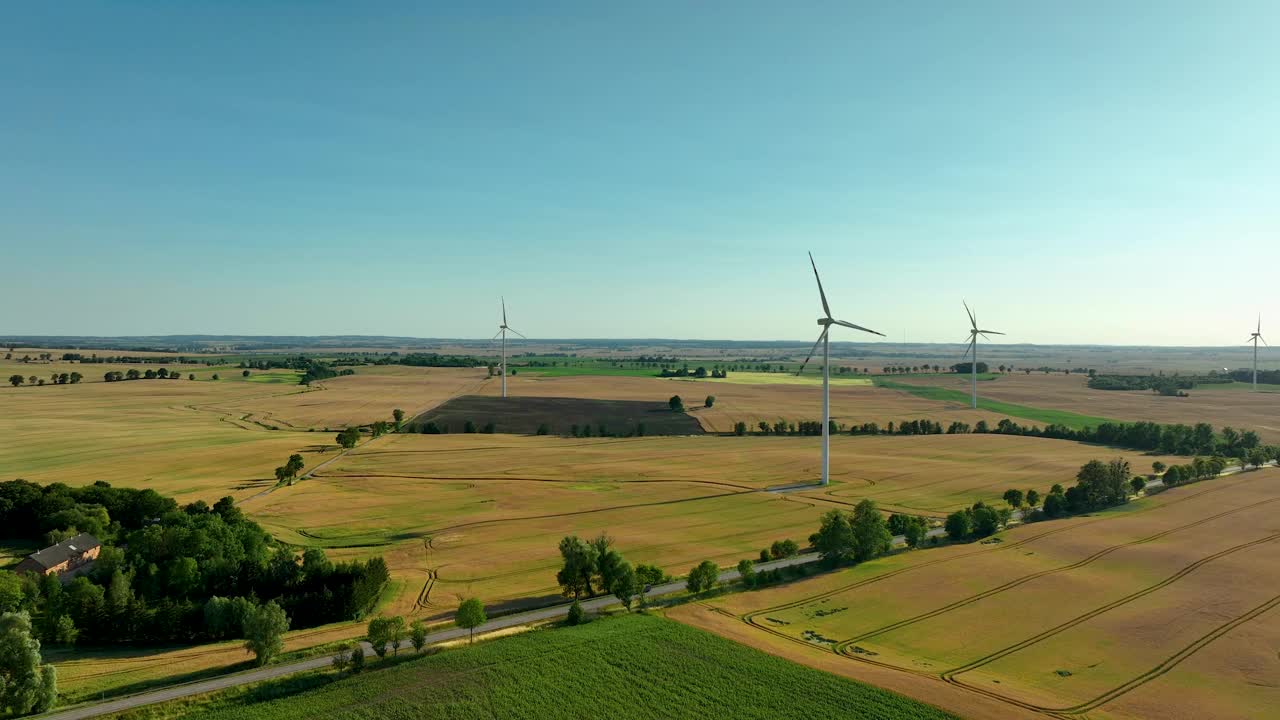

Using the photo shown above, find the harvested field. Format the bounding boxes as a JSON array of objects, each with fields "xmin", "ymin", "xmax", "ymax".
[
  {"xmin": 895, "ymin": 372, "xmax": 1280, "ymax": 442},
  {"xmin": 469, "ymin": 373, "xmax": 1010, "ymax": 433},
  {"xmin": 202, "ymin": 366, "xmax": 488, "ymax": 430},
  {"xmin": 0, "ymin": 376, "xmax": 343, "ymax": 502},
  {"xmin": 410, "ymin": 395, "xmax": 703, "ymax": 436},
  {"xmin": 681, "ymin": 469, "xmax": 1280, "ymax": 720},
  {"xmin": 250, "ymin": 432, "xmax": 1175, "ymax": 619}
]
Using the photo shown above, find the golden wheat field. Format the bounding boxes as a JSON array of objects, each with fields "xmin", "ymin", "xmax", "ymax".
[
  {"xmin": 470, "ymin": 372, "xmax": 1010, "ymax": 433},
  {"xmin": 675, "ymin": 468, "xmax": 1280, "ymax": 720},
  {"xmin": 243, "ymin": 432, "xmax": 1177, "ymax": 620}
]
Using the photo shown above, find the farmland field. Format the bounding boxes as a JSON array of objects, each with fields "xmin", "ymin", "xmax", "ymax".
[
  {"xmin": 247, "ymin": 432, "xmax": 1180, "ymax": 619},
  {"xmin": 467, "ymin": 372, "xmax": 1013, "ymax": 433},
  {"xmin": 0, "ymin": 375, "xmax": 343, "ymax": 502},
  {"xmin": 201, "ymin": 365, "xmax": 489, "ymax": 430},
  {"xmin": 675, "ymin": 469, "xmax": 1280, "ymax": 720},
  {"xmin": 410, "ymin": 395, "xmax": 704, "ymax": 435},
  {"xmin": 105, "ymin": 614, "xmax": 958, "ymax": 720},
  {"xmin": 893, "ymin": 372, "xmax": 1280, "ymax": 442}
]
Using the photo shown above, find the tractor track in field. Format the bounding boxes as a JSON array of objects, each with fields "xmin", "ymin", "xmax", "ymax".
[
  {"xmin": 742, "ymin": 474, "xmax": 1249, "ymax": 622},
  {"xmin": 941, "ymin": 531, "xmax": 1280, "ymax": 679},
  {"xmin": 833, "ymin": 495, "xmax": 1280, "ymax": 650},
  {"xmin": 1048, "ymin": 591, "xmax": 1280, "ymax": 714},
  {"xmin": 729, "ymin": 475, "xmax": 1262, "ymax": 719}
]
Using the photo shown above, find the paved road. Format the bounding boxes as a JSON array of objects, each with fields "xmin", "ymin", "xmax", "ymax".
[{"xmin": 37, "ymin": 553, "xmax": 818, "ymax": 720}]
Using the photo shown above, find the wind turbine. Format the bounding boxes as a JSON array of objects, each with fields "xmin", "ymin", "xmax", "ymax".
[
  {"xmin": 1248, "ymin": 315, "xmax": 1267, "ymax": 392},
  {"xmin": 961, "ymin": 301, "xmax": 1004, "ymax": 409},
  {"xmin": 797, "ymin": 253, "xmax": 884, "ymax": 486},
  {"xmin": 492, "ymin": 297, "xmax": 525, "ymax": 398}
]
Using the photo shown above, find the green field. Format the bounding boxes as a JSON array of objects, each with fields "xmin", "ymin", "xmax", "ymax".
[
  {"xmin": 873, "ymin": 379, "xmax": 1117, "ymax": 430},
  {"xmin": 0, "ymin": 540, "xmax": 37, "ymax": 570},
  {"xmin": 511, "ymin": 363, "xmax": 662, "ymax": 378},
  {"xmin": 113, "ymin": 614, "xmax": 956, "ymax": 720},
  {"xmin": 692, "ymin": 372, "xmax": 873, "ymax": 387}
]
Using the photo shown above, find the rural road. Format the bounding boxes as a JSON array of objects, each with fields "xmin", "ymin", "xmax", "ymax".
[{"xmin": 37, "ymin": 553, "xmax": 818, "ymax": 720}]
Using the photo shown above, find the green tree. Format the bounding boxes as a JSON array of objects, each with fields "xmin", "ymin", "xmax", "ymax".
[
  {"xmin": 556, "ymin": 536, "xmax": 599, "ymax": 599},
  {"xmin": 850, "ymin": 500, "xmax": 892, "ymax": 562},
  {"xmin": 686, "ymin": 560, "xmax": 720, "ymax": 594},
  {"xmin": 902, "ymin": 519, "xmax": 927, "ymax": 549},
  {"xmin": 566, "ymin": 599, "xmax": 585, "ymax": 626},
  {"xmin": 668, "ymin": 395, "xmax": 684, "ymax": 413},
  {"xmin": 1025, "ymin": 489, "xmax": 1040, "ymax": 508},
  {"xmin": 704, "ymin": 395, "xmax": 715, "ymax": 408},
  {"xmin": 734, "ymin": 421, "xmax": 747, "ymax": 436},
  {"xmin": 242, "ymin": 369, "xmax": 251, "ymax": 377},
  {"xmin": 242, "ymin": 601, "xmax": 290, "ymax": 666},
  {"xmin": 331, "ymin": 643, "xmax": 353, "ymax": 673},
  {"xmin": 54, "ymin": 614, "xmax": 79, "ymax": 645},
  {"xmin": 0, "ymin": 574, "xmax": 23, "ymax": 614},
  {"xmin": 1130, "ymin": 476, "xmax": 1146, "ymax": 494},
  {"xmin": 736, "ymin": 558, "xmax": 756, "ymax": 588},
  {"xmin": 7, "ymin": 374, "xmax": 22, "ymax": 387},
  {"xmin": 455, "ymin": 598, "xmax": 486, "ymax": 644},
  {"xmin": 349, "ymin": 643, "xmax": 366, "ymax": 672},
  {"xmin": 813, "ymin": 509, "xmax": 855, "ymax": 565},
  {"xmin": 1247, "ymin": 447, "xmax": 1268, "ymax": 469},
  {"xmin": 336, "ymin": 427, "xmax": 361, "ymax": 449},
  {"xmin": 1002, "ymin": 489, "xmax": 1024, "ymax": 509},
  {"xmin": 367, "ymin": 616, "xmax": 403, "ymax": 658},
  {"xmin": 211, "ymin": 373, "xmax": 219, "ymax": 380},
  {"xmin": 970, "ymin": 504, "xmax": 1001, "ymax": 537},
  {"xmin": 393, "ymin": 408, "xmax": 405, "ymax": 431},
  {"xmin": 0, "ymin": 612, "xmax": 57, "ymax": 715},
  {"xmin": 409, "ymin": 619, "xmax": 428, "ymax": 653},
  {"xmin": 945, "ymin": 510, "xmax": 972, "ymax": 541},
  {"xmin": 1152, "ymin": 461, "xmax": 1166, "ymax": 475}
]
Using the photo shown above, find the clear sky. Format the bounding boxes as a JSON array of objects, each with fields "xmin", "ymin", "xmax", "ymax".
[{"xmin": 2, "ymin": 2, "xmax": 1277, "ymax": 345}]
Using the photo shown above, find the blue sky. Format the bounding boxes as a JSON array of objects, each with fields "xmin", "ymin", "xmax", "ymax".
[{"xmin": 2, "ymin": 2, "xmax": 1277, "ymax": 344}]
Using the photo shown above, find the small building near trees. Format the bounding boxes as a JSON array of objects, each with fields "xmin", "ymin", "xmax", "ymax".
[{"xmin": 14, "ymin": 532, "xmax": 101, "ymax": 578}]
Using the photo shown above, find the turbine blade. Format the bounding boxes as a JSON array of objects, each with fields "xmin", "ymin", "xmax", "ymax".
[
  {"xmin": 502, "ymin": 297, "xmax": 507, "ymax": 326},
  {"xmin": 1262, "ymin": 335, "xmax": 1269, "ymax": 347},
  {"xmin": 506, "ymin": 327, "xmax": 527, "ymax": 339},
  {"xmin": 795, "ymin": 330, "xmax": 828, "ymax": 376},
  {"xmin": 963, "ymin": 300, "xmax": 975, "ymax": 329},
  {"xmin": 491, "ymin": 329, "xmax": 503, "ymax": 341},
  {"xmin": 978, "ymin": 329, "xmax": 1006, "ymax": 336},
  {"xmin": 832, "ymin": 319, "xmax": 886, "ymax": 337},
  {"xmin": 809, "ymin": 252, "xmax": 832, "ymax": 318},
  {"xmin": 961, "ymin": 338, "xmax": 974, "ymax": 362}
]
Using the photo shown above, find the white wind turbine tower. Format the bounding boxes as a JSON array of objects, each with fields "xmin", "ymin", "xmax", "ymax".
[
  {"xmin": 961, "ymin": 301, "xmax": 1004, "ymax": 409},
  {"xmin": 797, "ymin": 253, "xmax": 884, "ymax": 486},
  {"xmin": 1247, "ymin": 315, "xmax": 1267, "ymax": 392},
  {"xmin": 492, "ymin": 297, "xmax": 525, "ymax": 398}
]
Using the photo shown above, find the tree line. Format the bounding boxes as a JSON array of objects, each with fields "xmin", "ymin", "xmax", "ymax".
[
  {"xmin": 735, "ymin": 413, "xmax": 1278, "ymax": 460},
  {"xmin": 9, "ymin": 372, "xmax": 83, "ymax": 387},
  {"xmin": 103, "ymin": 368, "xmax": 185, "ymax": 382},
  {"xmin": 0, "ymin": 480, "xmax": 388, "ymax": 646}
]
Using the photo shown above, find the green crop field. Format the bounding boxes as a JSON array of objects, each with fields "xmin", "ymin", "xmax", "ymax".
[
  {"xmin": 113, "ymin": 614, "xmax": 956, "ymax": 720},
  {"xmin": 510, "ymin": 363, "xmax": 662, "ymax": 378},
  {"xmin": 873, "ymin": 379, "xmax": 1116, "ymax": 430},
  {"xmin": 693, "ymin": 371, "xmax": 873, "ymax": 387}
]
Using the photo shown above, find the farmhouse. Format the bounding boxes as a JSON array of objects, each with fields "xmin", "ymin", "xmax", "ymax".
[{"xmin": 14, "ymin": 532, "xmax": 101, "ymax": 577}]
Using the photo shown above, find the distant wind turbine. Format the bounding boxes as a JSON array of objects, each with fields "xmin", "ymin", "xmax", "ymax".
[
  {"xmin": 797, "ymin": 253, "xmax": 884, "ymax": 486},
  {"xmin": 492, "ymin": 297, "xmax": 525, "ymax": 398},
  {"xmin": 1248, "ymin": 315, "xmax": 1267, "ymax": 392},
  {"xmin": 961, "ymin": 301, "xmax": 1004, "ymax": 409}
]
